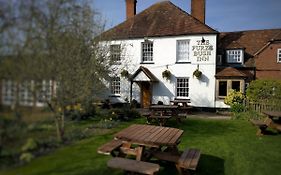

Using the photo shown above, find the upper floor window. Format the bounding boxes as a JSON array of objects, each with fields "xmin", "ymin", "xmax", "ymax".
[
  {"xmin": 142, "ymin": 42, "xmax": 153, "ymax": 62},
  {"xmin": 110, "ymin": 77, "xmax": 120, "ymax": 95},
  {"xmin": 176, "ymin": 78, "xmax": 189, "ymax": 98},
  {"xmin": 110, "ymin": 44, "xmax": 121, "ymax": 63},
  {"xmin": 277, "ymin": 49, "xmax": 281, "ymax": 63},
  {"xmin": 226, "ymin": 49, "xmax": 244, "ymax": 63},
  {"xmin": 177, "ymin": 40, "xmax": 190, "ymax": 62}
]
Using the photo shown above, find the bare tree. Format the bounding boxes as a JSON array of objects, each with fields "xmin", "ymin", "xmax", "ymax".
[{"xmin": 0, "ymin": 0, "xmax": 113, "ymax": 142}]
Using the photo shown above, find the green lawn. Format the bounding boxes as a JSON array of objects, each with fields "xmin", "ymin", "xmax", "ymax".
[{"xmin": 1, "ymin": 118, "xmax": 280, "ymax": 175}]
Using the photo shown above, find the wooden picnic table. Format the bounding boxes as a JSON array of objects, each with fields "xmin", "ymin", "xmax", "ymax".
[
  {"xmin": 251, "ymin": 111, "xmax": 281, "ymax": 135},
  {"xmin": 98, "ymin": 124, "xmax": 201, "ymax": 175},
  {"xmin": 170, "ymin": 99, "xmax": 190, "ymax": 107},
  {"xmin": 149, "ymin": 105, "xmax": 179, "ymax": 126}
]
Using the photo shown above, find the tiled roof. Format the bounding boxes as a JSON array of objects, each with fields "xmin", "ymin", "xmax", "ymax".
[
  {"xmin": 215, "ymin": 67, "xmax": 251, "ymax": 78},
  {"xmin": 219, "ymin": 29, "xmax": 281, "ymax": 56},
  {"xmin": 130, "ymin": 66, "xmax": 159, "ymax": 82},
  {"xmin": 100, "ymin": 1, "xmax": 218, "ymax": 40}
]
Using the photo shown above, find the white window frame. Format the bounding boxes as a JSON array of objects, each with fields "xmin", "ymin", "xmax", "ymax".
[
  {"xmin": 2, "ymin": 80, "xmax": 17, "ymax": 105},
  {"xmin": 19, "ymin": 80, "xmax": 34, "ymax": 106},
  {"xmin": 226, "ymin": 49, "xmax": 244, "ymax": 63},
  {"xmin": 110, "ymin": 77, "xmax": 121, "ymax": 95},
  {"xmin": 110, "ymin": 44, "xmax": 121, "ymax": 63},
  {"xmin": 36, "ymin": 80, "xmax": 52, "ymax": 106},
  {"xmin": 176, "ymin": 77, "xmax": 189, "ymax": 98},
  {"xmin": 177, "ymin": 40, "xmax": 190, "ymax": 62},
  {"xmin": 277, "ymin": 48, "xmax": 281, "ymax": 63},
  {"xmin": 141, "ymin": 42, "xmax": 153, "ymax": 63}
]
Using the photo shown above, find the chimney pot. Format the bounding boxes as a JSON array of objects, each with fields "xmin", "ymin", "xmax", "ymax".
[
  {"xmin": 191, "ymin": 0, "xmax": 205, "ymax": 24},
  {"xmin": 126, "ymin": 0, "xmax": 137, "ymax": 20}
]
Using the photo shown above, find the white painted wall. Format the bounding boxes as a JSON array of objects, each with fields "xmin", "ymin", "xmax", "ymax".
[{"xmin": 105, "ymin": 34, "xmax": 218, "ymax": 108}]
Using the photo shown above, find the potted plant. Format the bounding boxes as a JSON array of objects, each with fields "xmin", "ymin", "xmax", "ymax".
[
  {"xmin": 120, "ymin": 69, "xmax": 130, "ymax": 78},
  {"xmin": 162, "ymin": 69, "xmax": 171, "ymax": 80},
  {"xmin": 193, "ymin": 66, "xmax": 202, "ymax": 79}
]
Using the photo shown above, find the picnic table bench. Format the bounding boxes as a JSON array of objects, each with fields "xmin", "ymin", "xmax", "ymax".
[
  {"xmin": 107, "ymin": 157, "xmax": 160, "ymax": 175},
  {"xmin": 97, "ymin": 139, "xmax": 123, "ymax": 156}
]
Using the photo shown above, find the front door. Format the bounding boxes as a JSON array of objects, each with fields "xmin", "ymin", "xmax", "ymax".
[{"xmin": 140, "ymin": 82, "xmax": 151, "ymax": 108}]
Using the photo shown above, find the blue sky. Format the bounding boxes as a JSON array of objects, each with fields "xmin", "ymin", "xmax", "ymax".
[{"xmin": 93, "ymin": 0, "xmax": 281, "ymax": 32}]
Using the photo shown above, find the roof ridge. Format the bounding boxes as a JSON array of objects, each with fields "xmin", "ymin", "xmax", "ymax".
[
  {"xmin": 166, "ymin": 1, "xmax": 218, "ymax": 33},
  {"xmin": 222, "ymin": 28, "xmax": 281, "ymax": 34}
]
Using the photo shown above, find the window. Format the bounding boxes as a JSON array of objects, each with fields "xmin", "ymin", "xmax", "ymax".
[
  {"xmin": 218, "ymin": 81, "xmax": 227, "ymax": 97},
  {"xmin": 176, "ymin": 78, "xmax": 189, "ymax": 98},
  {"xmin": 2, "ymin": 80, "xmax": 17, "ymax": 105},
  {"xmin": 277, "ymin": 49, "xmax": 281, "ymax": 63},
  {"xmin": 226, "ymin": 49, "xmax": 244, "ymax": 63},
  {"xmin": 37, "ymin": 80, "xmax": 52, "ymax": 103},
  {"xmin": 110, "ymin": 77, "xmax": 120, "ymax": 95},
  {"xmin": 177, "ymin": 40, "xmax": 190, "ymax": 62},
  {"xmin": 231, "ymin": 81, "xmax": 241, "ymax": 92},
  {"xmin": 19, "ymin": 81, "xmax": 34, "ymax": 106},
  {"xmin": 110, "ymin": 44, "xmax": 121, "ymax": 62},
  {"xmin": 217, "ymin": 80, "xmax": 244, "ymax": 98},
  {"xmin": 142, "ymin": 42, "xmax": 153, "ymax": 62}
]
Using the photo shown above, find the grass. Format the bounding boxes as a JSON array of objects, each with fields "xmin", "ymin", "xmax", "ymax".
[{"xmin": 1, "ymin": 117, "xmax": 281, "ymax": 175}]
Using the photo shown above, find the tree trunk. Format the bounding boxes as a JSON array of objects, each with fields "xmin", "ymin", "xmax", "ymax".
[{"xmin": 55, "ymin": 114, "xmax": 65, "ymax": 143}]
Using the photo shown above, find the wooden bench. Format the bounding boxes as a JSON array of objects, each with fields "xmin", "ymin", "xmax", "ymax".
[
  {"xmin": 107, "ymin": 157, "xmax": 160, "ymax": 175},
  {"xmin": 176, "ymin": 148, "xmax": 201, "ymax": 175},
  {"xmin": 97, "ymin": 139, "xmax": 123, "ymax": 156},
  {"xmin": 148, "ymin": 115, "xmax": 172, "ymax": 126},
  {"xmin": 250, "ymin": 118, "xmax": 272, "ymax": 136}
]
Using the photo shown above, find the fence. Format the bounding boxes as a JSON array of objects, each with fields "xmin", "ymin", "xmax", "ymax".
[{"xmin": 245, "ymin": 100, "xmax": 281, "ymax": 113}]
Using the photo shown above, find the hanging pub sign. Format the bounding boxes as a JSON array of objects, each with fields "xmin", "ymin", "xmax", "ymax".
[{"xmin": 191, "ymin": 38, "xmax": 215, "ymax": 64}]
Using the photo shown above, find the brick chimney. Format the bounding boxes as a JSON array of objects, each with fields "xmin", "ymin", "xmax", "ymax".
[
  {"xmin": 126, "ymin": 0, "xmax": 137, "ymax": 20},
  {"xmin": 191, "ymin": 0, "xmax": 205, "ymax": 23}
]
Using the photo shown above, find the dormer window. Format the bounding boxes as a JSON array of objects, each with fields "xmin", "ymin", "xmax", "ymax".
[
  {"xmin": 226, "ymin": 49, "xmax": 244, "ymax": 64},
  {"xmin": 277, "ymin": 49, "xmax": 281, "ymax": 63},
  {"xmin": 141, "ymin": 41, "xmax": 153, "ymax": 63}
]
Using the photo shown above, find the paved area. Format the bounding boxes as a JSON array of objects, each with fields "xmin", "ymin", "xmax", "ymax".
[{"xmin": 187, "ymin": 111, "xmax": 231, "ymax": 120}]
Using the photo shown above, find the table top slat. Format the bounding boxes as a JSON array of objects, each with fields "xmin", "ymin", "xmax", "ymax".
[
  {"xmin": 115, "ymin": 124, "xmax": 143, "ymax": 140},
  {"xmin": 169, "ymin": 130, "xmax": 184, "ymax": 144},
  {"xmin": 149, "ymin": 127, "xmax": 171, "ymax": 145},
  {"xmin": 155, "ymin": 128, "xmax": 177, "ymax": 145},
  {"xmin": 263, "ymin": 111, "xmax": 281, "ymax": 118},
  {"xmin": 132, "ymin": 125, "xmax": 156, "ymax": 142},
  {"xmin": 115, "ymin": 124, "xmax": 183, "ymax": 148}
]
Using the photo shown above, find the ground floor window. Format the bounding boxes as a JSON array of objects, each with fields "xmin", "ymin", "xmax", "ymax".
[
  {"xmin": 110, "ymin": 77, "xmax": 121, "ymax": 95},
  {"xmin": 217, "ymin": 79, "xmax": 244, "ymax": 98},
  {"xmin": 1, "ymin": 79, "xmax": 54, "ymax": 107},
  {"xmin": 19, "ymin": 81, "xmax": 34, "ymax": 106},
  {"xmin": 2, "ymin": 80, "xmax": 17, "ymax": 105},
  {"xmin": 37, "ymin": 80, "xmax": 52, "ymax": 104},
  {"xmin": 176, "ymin": 78, "xmax": 189, "ymax": 98}
]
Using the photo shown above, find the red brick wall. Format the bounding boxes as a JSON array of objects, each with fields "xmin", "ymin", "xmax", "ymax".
[
  {"xmin": 255, "ymin": 42, "xmax": 281, "ymax": 80},
  {"xmin": 126, "ymin": 0, "xmax": 136, "ymax": 20},
  {"xmin": 191, "ymin": 0, "xmax": 205, "ymax": 23}
]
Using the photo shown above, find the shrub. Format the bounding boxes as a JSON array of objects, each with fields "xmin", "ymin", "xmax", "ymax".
[
  {"xmin": 21, "ymin": 138, "xmax": 38, "ymax": 152},
  {"xmin": 246, "ymin": 80, "xmax": 281, "ymax": 102},
  {"xmin": 224, "ymin": 89, "xmax": 245, "ymax": 106}
]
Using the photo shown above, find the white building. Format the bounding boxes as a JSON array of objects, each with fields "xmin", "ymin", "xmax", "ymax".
[{"xmin": 101, "ymin": 0, "xmax": 220, "ymax": 108}]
